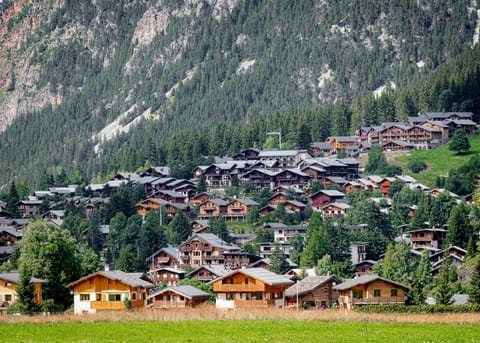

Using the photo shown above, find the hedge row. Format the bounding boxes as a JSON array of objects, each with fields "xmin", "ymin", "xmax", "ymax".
[{"xmin": 354, "ymin": 304, "xmax": 480, "ymax": 313}]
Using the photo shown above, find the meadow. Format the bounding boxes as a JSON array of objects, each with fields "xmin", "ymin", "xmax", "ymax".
[
  {"xmin": 1, "ymin": 307, "xmax": 480, "ymax": 342},
  {"xmin": 393, "ymin": 134, "xmax": 480, "ymax": 186}
]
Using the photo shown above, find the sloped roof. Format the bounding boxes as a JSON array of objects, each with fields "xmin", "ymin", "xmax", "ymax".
[
  {"xmin": 146, "ymin": 245, "xmax": 180, "ymax": 261},
  {"xmin": 258, "ymin": 150, "xmax": 305, "ymax": 158},
  {"xmin": 284, "ymin": 275, "xmax": 336, "ymax": 297},
  {"xmin": 333, "ymin": 274, "xmax": 408, "ymax": 291},
  {"xmin": 67, "ymin": 270, "xmax": 154, "ymax": 289},
  {"xmin": 186, "ymin": 264, "xmax": 230, "ymax": 278},
  {"xmin": 210, "ymin": 268, "xmax": 294, "ymax": 286},
  {"xmin": 0, "ymin": 226, "xmax": 23, "ymax": 238},
  {"xmin": 0, "ymin": 272, "xmax": 46, "ymax": 284},
  {"xmin": 148, "ymin": 285, "xmax": 210, "ymax": 299},
  {"xmin": 312, "ymin": 190, "xmax": 345, "ymax": 197},
  {"xmin": 192, "ymin": 233, "xmax": 239, "ymax": 251}
]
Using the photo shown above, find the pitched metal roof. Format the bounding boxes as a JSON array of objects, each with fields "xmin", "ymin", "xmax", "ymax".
[
  {"xmin": 193, "ymin": 233, "xmax": 240, "ymax": 250},
  {"xmin": 258, "ymin": 150, "xmax": 305, "ymax": 158},
  {"xmin": 284, "ymin": 275, "xmax": 336, "ymax": 297},
  {"xmin": 210, "ymin": 268, "xmax": 294, "ymax": 286},
  {"xmin": 186, "ymin": 264, "xmax": 230, "ymax": 278},
  {"xmin": 333, "ymin": 274, "xmax": 408, "ymax": 291},
  {"xmin": 0, "ymin": 226, "xmax": 23, "ymax": 238},
  {"xmin": 67, "ymin": 270, "xmax": 154, "ymax": 289},
  {"xmin": 148, "ymin": 285, "xmax": 210, "ymax": 299},
  {"xmin": 0, "ymin": 272, "xmax": 46, "ymax": 284}
]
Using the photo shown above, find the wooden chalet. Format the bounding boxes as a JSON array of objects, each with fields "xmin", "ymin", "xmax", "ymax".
[
  {"xmin": 283, "ymin": 200, "xmax": 307, "ymax": 217},
  {"xmin": 0, "ymin": 226, "xmax": 23, "ymax": 245},
  {"xmin": 325, "ymin": 136, "xmax": 358, "ymax": 151},
  {"xmin": 146, "ymin": 246, "xmax": 181, "ymax": 271},
  {"xmin": 197, "ymin": 198, "xmax": 229, "ymax": 220},
  {"xmin": 0, "ymin": 217, "xmax": 29, "ymax": 230},
  {"xmin": 225, "ymin": 198, "xmax": 259, "ymax": 221},
  {"xmin": 232, "ymin": 148, "xmax": 261, "ymax": 160},
  {"xmin": 143, "ymin": 166, "xmax": 171, "ymax": 178},
  {"xmin": 15, "ymin": 199, "xmax": 42, "ymax": 218},
  {"xmin": 178, "ymin": 233, "xmax": 240, "ymax": 266},
  {"xmin": 209, "ymin": 268, "xmax": 294, "ymax": 308},
  {"xmin": 301, "ymin": 165, "xmax": 326, "ymax": 180},
  {"xmin": 0, "ymin": 272, "xmax": 45, "ymax": 308},
  {"xmin": 310, "ymin": 190, "xmax": 346, "ymax": 210},
  {"xmin": 67, "ymin": 270, "xmax": 154, "ymax": 315},
  {"xmin": 309, "ymin": 142, "xmax": 333, "ymax": 156},
  {"xmin": 354, "ymin": 260, "xmax": 376, "ymax": 276},
  {"xmin": 192, "ymin": 219, "xmax": 210, "ymax": 233},
  {"xmin": 191, "ymin": 192, "xmax": 212, "ymax": 206},
  {"xmin": 148, "ymin": 266, "xmax": 186, "ymax": 286},
  {"xmin": 147, "ymin": 285, "xmax": 210, "ymax": 309},
  {"xmin": 186, "ymin": 264, "xmax": 230, "ymax": 283},
  {"xmin": 258, "ymin": 204, "xmax": 295, "ymax": 217},
  {"xmin": 367, "ymin": 175, "xmax": 395, "ymax": 197},
  {"xmin": 285, "ymin": 275, "xmax": 339, "ymax": 309},
  {"xmin": 153, "ymin": 190, "xmax": 187, "ymax": 204},
  {"xmin": 136, "ymin": 198, "xmax": 168, "ymax": 217},
  {"xmin": 222, "ymin": 251, "xmax": 262, "ymax": 269},
  {"xmin": 382, "ymin": 140, "xmax": 415, "ymax": 152},
  {"xmin": 268, "ymin": 192, "xmax": 288, "ymax": 205},
  {"xmin": 334, "ymin": 275, "xmax": 408, "ymax": 309},
  {"xmin": 322, "ymin": 202, "xmax": 350, "ymax": 219},
  {"xmin": 409, "ymin": 228, "xmax": 447, "ymax": 251}
]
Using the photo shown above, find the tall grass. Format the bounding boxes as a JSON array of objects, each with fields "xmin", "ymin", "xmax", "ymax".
[{"xmin": 2, "ymin": 305, "xmax": 480, "ymax": 325}]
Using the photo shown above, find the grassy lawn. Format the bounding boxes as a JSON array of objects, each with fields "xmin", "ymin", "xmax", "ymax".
[
  {"xmin": 1, "ymin": 320, "xmax": 480, "ymax": 342},
  {"xmin": 394, "ymin": 134, "xmax": 480, "ymax": 187}
]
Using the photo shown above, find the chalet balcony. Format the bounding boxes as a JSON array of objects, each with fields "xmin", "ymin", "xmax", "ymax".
[
  {"xmin": 91, "ymin": 301, "xmax": 120, "ymax": 310},
  {"xmin": 349, "ymin": 297, "xmax": 404, "ymax": 305},
  {"xmin": 215, "ymin": 284, "xmax": 265, "ymax": 292},
  {"xmin": 234, "ymin": 299, "xmax": 275, "ymax": 308},
  {"xmin": 149, "ymin": 301, "xmax": 187, "ymax": 308}
]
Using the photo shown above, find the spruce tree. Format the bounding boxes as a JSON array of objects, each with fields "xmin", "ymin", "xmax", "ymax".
[
  {"xmin": 449, "ymin": 129, "xmax": 470, "ymax": 155},
  {"xmin": 435, "ymin": 256, "xmax": 454, "ymax": 305},
  {"xmin": 270, "ymin": 242, "xmax": 289, "ymax": 274},
  {"xmin": 15, "ymin": 265, "xmax": 37, "ymax": 313},
  {"xmin": 469, "ymin": 257, "xmax": 480, "ymax": 305}
]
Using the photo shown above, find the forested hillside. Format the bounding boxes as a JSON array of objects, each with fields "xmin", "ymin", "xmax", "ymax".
[{"xmin": 0, "ymin": 0, "xmax": 479, "ymax": 186}]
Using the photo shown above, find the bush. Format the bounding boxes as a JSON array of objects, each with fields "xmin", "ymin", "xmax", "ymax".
[
  {"xmin": 354, "ymin": 304, "xmax": 480, "ymax": 313},
  {"xmin": 408, "ymin": 159, "xmax": 427, "ymax": 173}
]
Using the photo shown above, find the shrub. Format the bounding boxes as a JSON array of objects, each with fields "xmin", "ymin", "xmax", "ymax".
[
  {"xmin": 354, "ymin": 304, "xmax": 480, "ymax": 313},
  {"xmin": 408, "ymin": 159, "xmax": 427, "ymax": 173}
]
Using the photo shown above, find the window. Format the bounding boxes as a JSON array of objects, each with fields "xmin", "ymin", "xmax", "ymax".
[
  {"xmin": 373, "ymin": 289, "xmax": 381, "ymax": 297},
  {"xmin": 80, "ymin": 294, "xmax": 90, "ymax": 301},
  {"xmin": 132, "ymin": 293, "xmax": 137, "ymax": 300},
  {"xmin": 390, "ymin": 289, "xmax": 398, "ymax": 297},
  {"xmin": 108, "ymin": 294, "xmax": 121, "ymax": 301},
  {"xmin": 226, "ymin": 293, "xmax": 234, "ymax": 300},
  {"xmin": 5, "ymin": 294, "xmax": 12, "ymax": 302},
  {"xmin": 96, "ymin": 294, "xmax": 101, "ymax": 301},
  {"xmin": 245, "ymin": 278, "xmax": 249, "ymax": 285},
  {"xmin": 353, "ymin": 290, "xmax": 363, "ymax": 298}
]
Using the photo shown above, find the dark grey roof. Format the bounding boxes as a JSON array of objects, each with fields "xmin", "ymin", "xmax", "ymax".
[
  {"xmin": 211, "ymin": 268, "xmax": 294, "ymax": 286},
  {"xmin": 313, "ymin": 190, "xmax": 345, "ymax": 197},
  {"xmin": 67, "ymin": 270, "xmax": 154, "ymax": 289},
  {"xmin": 228, "ymin": 198, "xmax": 260, "ymax": 206},
  {"xmin": 148, "ymin": 285, "xmax": 210, "ymax": 299},
  {"xmin": 0, "ymin": 246, "xmax": 14, "ymax": 255},
  {"xmin": 194, "ymin": 233, "xmax": 240, "ymax": 250},
  {"xmin": 285, "ymin": 275, "xmax": 336, "ymax": 297},
  {"xmin": 146, "ymin": 245, "xmax": 180, "ymax": 261},
  {"xmin": 258, "ymin": 150, "xmax": 305, "ymax": 158},
  {"xmin": 0, "ymin": 226, "xmax": 23, "ymax": 238},
  {"xmin": 310, "ymin": 142, "xmax": 333, "ymax": 149},
  {"xmin": 186, "ymin": 265, "xmax": 230, "ymax": 278},
  {"xmin": 333, "ymin": 274, "xmax": 408, "ymax": 291},
  {"xmin": 0, "ymin": 272, "xmax": 46, "ymax": 284}
]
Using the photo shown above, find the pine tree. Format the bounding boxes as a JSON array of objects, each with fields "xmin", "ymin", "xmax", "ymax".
[
  {"xmin": 289, "ymin": 232, "xmax": 304, "ymax": 266},
  {"xmin": 196, "ymin": 174, "xmax": 207, "ymax": 194},
  {"xmin": 410, "ymin": 251, "xmax": 433, "ymax": 305},
  {"xmin": 270, "ymin": 242, "xmax": 290, "ymax": 274},
  {"xmin": 468, "ymin": 256, "xmax": 480, "ymax": 305},
  {"xmin": 447, "ymin": 202, "xmax": 474, "ymax": 249},
  {"xmin": 210, "ymin": 217, "xmax": 230, "ymax": 242},
  {"xmin": 449, "ymin": 129, "xmax": 470, "ymax": 155},
  {"xmin": 15, "ymin": 264, "xmax": 38, "ymax": 313},
  {"xmin": 435, "ymin": 256, "xmax": 454, "ymax": 305},
  {"xmin": 170, "ymin": 211, "xmax": 191, "ymax": 245}
]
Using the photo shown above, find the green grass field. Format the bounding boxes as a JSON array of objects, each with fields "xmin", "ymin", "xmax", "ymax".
[
  {"xmin": 1, "ymin": 320, "xmax": 480, "ymax": 342},
  {"xmin": 394, "ymin": 134, "xmax": 480, "ymax": 187}
]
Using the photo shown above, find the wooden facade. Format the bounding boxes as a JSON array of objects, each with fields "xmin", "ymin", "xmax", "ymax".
[
  {"xmin": 0, "ymin": 273, "xmax": 44, "ymax": 308},
  {"xmin": 334, "ymin": 275, "xmax": 408, "ymax": 310},
  {"xmin": 284, "ymin": 276, "xmax": 339, "ymax": 309},
  {"xmin": 147, "ymin": 286, "xmax": 210, "ymax": 309},
  {"xmin": 67, "ymin": 271, "xmax": 154, "ymax": 314},
  {"xmin": 209, "ymin": 268, "xmax": 294, "ymax": 309},
  {"xmin": 178, "ymin": 233, "xmax": 240, "ymax": 267}
]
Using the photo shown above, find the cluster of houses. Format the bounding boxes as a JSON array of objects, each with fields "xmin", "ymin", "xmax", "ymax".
[
  {"xmin": 0, "ymin": 116, "xmax": 474, "ymax": 314},
  {"xmin": 318, "ymin": 111, "xmax": 477, "ymax": 155}
]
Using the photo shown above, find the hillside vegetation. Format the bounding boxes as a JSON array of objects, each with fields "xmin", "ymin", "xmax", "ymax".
[{"xmin": 0, "ymin": 0, "xmax": 479, "ymax": 185}]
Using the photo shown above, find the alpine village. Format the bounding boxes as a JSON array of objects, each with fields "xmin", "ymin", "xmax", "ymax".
[{"xmin": 2, "ymin": 0, "xmax": 480, "ymax": 328}]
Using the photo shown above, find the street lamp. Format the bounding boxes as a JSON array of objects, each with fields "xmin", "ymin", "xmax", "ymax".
[{"xmin": 267, "ymin": 131, "xmax": 282, "ymax": 149}]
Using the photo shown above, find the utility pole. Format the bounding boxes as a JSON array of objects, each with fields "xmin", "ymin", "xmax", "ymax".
[{"xmin": 267, "ymin": 131, "xmax": 282, "ymax": 149}]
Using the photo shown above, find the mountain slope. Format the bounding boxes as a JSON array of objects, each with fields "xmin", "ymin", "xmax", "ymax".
[{"xmin": 0, "ymin": 0, "xmax": 479, "ymax": 185}]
